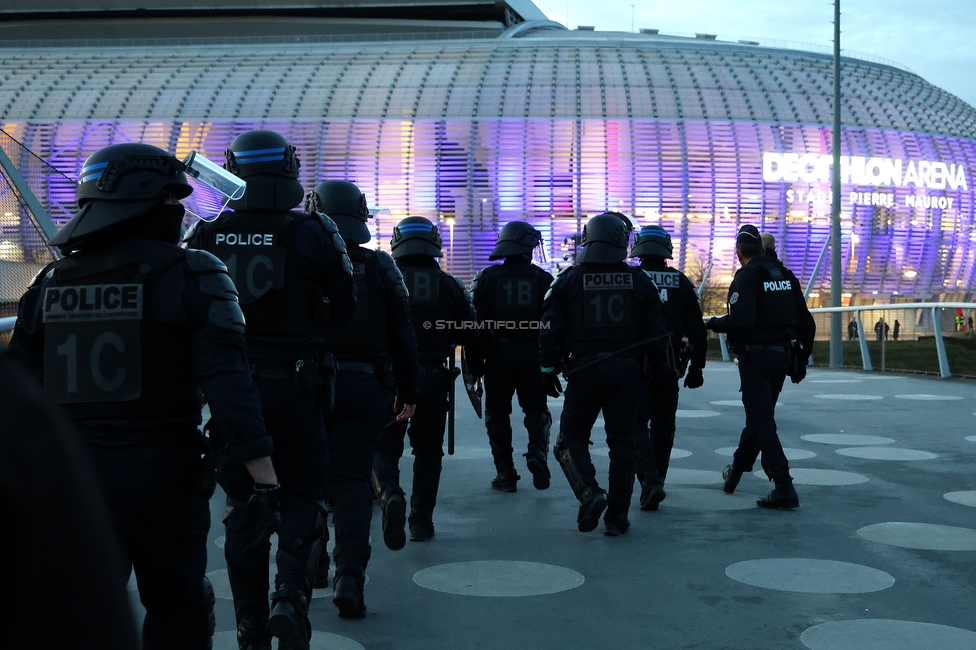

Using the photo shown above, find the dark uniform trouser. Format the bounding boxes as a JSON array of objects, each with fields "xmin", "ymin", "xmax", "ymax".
[
  {"xmin": 87, "ymin": 442, "xmax": 214, "ymax": 650},
  {"xmin": 373, "ymin": 362, "xmax": 450, "ymax": 526},
  {"xmin": 636, "ymin": 373, "xmax": 680, "ymax": 482},
  {"xmin": 327, "ymin": 368, "xmax": 390, "ymax": 578},
  {"xmin": 730, "ymin": 347, "xmax": 792, "ymax": 483},
  {"xmin": 220, "ymin": 376, "xmax": 328, "ymax": 624},
  {"xmin": 484, "ymin": 339, "xmax": 552, "ymax": 471},
  {"xmin": 555, "ymin": 357, "xmax": 640, "ymax": 512}
]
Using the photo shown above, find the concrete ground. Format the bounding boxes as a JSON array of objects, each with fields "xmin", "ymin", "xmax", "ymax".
[{"xmin": 133, "ymin": 362, "xmax": 976, "ymax": 649}]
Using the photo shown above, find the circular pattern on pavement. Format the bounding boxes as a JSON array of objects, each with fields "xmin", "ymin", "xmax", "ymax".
[
  {"xmin": 670, "ymin": 448, "xmax": 692, "ymax": 459},
  {"xmin": 665, "ymin": 468, "xmax": 723, "ymax": 485},
  {"xmin": 800, "ymin": 619, "xmax": 976, "ymax": 650},
  {"xmin": 857, "ymin": 522, "xmax": 976, "ymax": 551},
  {"xmin": 676, "ymin": 409, "xmax": 721, "ymax": 418},
  {"xmin": 214, "ymin": 630, "xmax": 365, "ymax": 650},
  {"xmin": 754, "ymin": 467, "xmax": 869, "ymax": 486},
  {"xmin": 836, "ymin": 447, "xmax": 938, "ymax": 461},
  {"xmin": 662, "ymin": 487, "xmax": 757, "ymax": 510},
  {"xmin": 894, "ymin": 394, "xmax": 963, "ymax": 401},
  {"xmin": 715, "ymin": 446, "xmax": 816, "ymax": 460},
  {"xmin": 815, "ymin": 394, "xmax": 883, "ymax": 401},
  {"xmin": 725, "ymin": 558, "xmax": 894, "ymax": 594},
  {"xmin": 966, "ymin": 435, "xmax": 976, "ymax": 442},
  {"xmin": 810, "ymin": 379, "xmax": 864, "ymax": 383},
  {"xmin": 802, "ymin": 434, "xmax": 895, "ymax": 446},
  {"xmin": 944, "ymin": 491, "xmax": 976, "ymax": 508},
  {"xmin": 711, "ymin": 400, "xmax": 743, "ymax": 407},
  {"xmin": 592, "ymin": 446, "xmax": 691, "ymax": 459},
  {"xmin": 413, "ymin": 561, "xmax": 584, "ymax": 597},
  {"xmin": 448, "ymin": 445, "xmax": 494, "ymax": 460}
]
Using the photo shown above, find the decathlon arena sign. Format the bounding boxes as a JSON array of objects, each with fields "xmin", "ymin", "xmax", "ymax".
[{"xmin": 762, "ymin": 152, "xmax": 969, "ymax": 209}]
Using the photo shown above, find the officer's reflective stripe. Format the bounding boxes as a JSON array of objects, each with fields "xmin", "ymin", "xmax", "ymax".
[
  {"xmin": 43, "ymin": 285, "xmax": 143, "ymax": 322},
  {"xmin": 235, "ymin": 147, "xmax": 286, "ymax": 164},
  {"xmin": 79, "ymin": 161, "xmax": 109, "ymax": 183},
  {"xmin": 397, "ymin": 224, "xmax": 435, "ymax": 232}
]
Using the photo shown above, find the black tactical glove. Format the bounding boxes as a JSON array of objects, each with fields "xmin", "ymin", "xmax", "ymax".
[
  {"xmin": 542, "ymin": 370, "xmax": 563, "ymax": 399},
  {"xmin": 242, "ymin": 482, "xmax": 281, "ymax": 555},
  {"xmin": 705, "ymin": 317, "xmax": 720, "ymax": 331},
  {"xmin": 789, "ymin": 343, "xmax": 808, "ymax": 384},
  {"xmin": 683, "ymin": 365, "xmax": 704, "ymax": 389}
]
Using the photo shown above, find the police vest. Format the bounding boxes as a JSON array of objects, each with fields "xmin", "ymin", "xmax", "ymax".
[
  {"xmin": 41, "ymin": 241, "xmax": 199, "ymax": 422},
  {"xmin": 327, "ymin": 248, "xmax": 391, "ymax": 357},
  {"xmin": 204, "ymin": 209, "xmax": 324, "ymax": 338},
  {"xmin": 642, "ymin": 265, "xmax": 686, "ymax": 341},
  {"xmin": 491, "ymin": 266, "xmax": 541, "ymax": 339},
  {"xmin": 568, "ymin": 266, "xmax": 640, "ymax": 343},
  {"xmin": 755, "ymin": 261, "xmax": 799, "ymax": 330},
  {"xmin": 400, "ymin": 263, "xmax": 453, "ymax": 355}
]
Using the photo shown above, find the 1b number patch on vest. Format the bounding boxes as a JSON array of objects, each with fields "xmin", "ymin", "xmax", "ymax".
[{"xmin": 42, "ymin": 284, "xmax": 143, "ymax": 403}]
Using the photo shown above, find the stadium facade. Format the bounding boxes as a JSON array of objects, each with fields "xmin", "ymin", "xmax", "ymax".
[{"xmin": 1, "ymin": 0, "xmax": 974, "ymax": 305}]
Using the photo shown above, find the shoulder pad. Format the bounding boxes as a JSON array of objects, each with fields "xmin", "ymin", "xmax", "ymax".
[
  {"xmin": 28, "ymin": 260, "xmax": 59, "ymax": 288},
  {"xmin": 470, "ymin": 268, "xmax": 486, "ymax": 293},
  {"xmin": 450, "ymin": 275, "xmax": 471, "ymax": 297},
  {"xmin": 198, "ymin": 269, "xmax": 239, "ymax": 300},
  {"xmin": 375, "ymin": 249, "xmax": 398, "ymax": 272},
  {"xmin": 208, "ymin": 298, "xmax": 247, "ymax": 335},
  {"xmin": 544, "ymin": 267, "xmax": 572, "ymax": 301},
  {"xmin": 314, "ymin": 211, "xmax": 340, "ymax": 235},
  {"xmin": 314, "ymin": 211, "xmax": 351, "ymax": 259},
  {"xmin": 376, "ymin": 250, "xmax": 409, "ymax": 302},
  {"xmin": 185, "ymin": 248, "xmax": 228, "ymax": 274}
]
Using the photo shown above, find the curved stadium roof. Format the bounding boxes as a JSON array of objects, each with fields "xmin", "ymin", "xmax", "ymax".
[{"xmin": 1, "ymin": 15, "xmax": 974, "ymax": 298}]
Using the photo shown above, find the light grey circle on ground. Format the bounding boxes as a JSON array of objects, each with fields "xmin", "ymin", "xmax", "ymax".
[
  {"xmin": 944, "ymin": 491, "xmax": 976, "ymax": 508},
  {"xmin": 413, "ymin": 560, "xmax": 584, "ymax": 597},
  {"xmin": 665, "ymin": 468, "xmax": 723, "ymax": 485},
  {"xmin": 810, "ymin": 379, "xmax": 864, "ymax": 383},
  {"xmin": 726, "ymin": 558, "xmax": 894, "ymax": 593},
  {"xmin": 857, "ymin": 522, "xmax": 976, "ymax": 550},
  {"xmin": 661, "ymin": 487, "xmax": 757, "ymax": 510},
  {"xmin": 802, "ymin": 434, "xmax": 895, "ymax": 446},
  {"xmin": 592, "ymin": 447, "xmax": 690, "ymax": 459},
  {"xmin": 800, "ymin": 619, "xmax": 976, "ymax": 650},
  {"xmin": 711, "ymin": 400, "xmax": 743, "ymax": 407},
  {"xmin": 815, "ymin": 394, "xmax": 883, "ymax": 401},
  {"xmin": 894, "ymin": 394, "xmax": 963, "ymax": 401},
  {"xmin": 670, "ymin": 448, "xmax": 692, "ymax": 459},
  {"xmin": 836, "ymin": 447, "xmax": 938, "ymax": 461},
  {"xmin": 715, "ymin": 446, "xmax": 816, "ymax": 460},
  {"xmin": 753, "ymin": 467, "xmax": 869, "ymax": 486},
  {"xmin": 449, "ymin": 445, "xmax": 494, "ymax": 460},
  {"xmin": 966, "ymin": 435, "xmax": 976, "ymax": 442},
  {"xmin": 214, "ymin": 630, "xmax": 366, "ymax": 650},
  {"xmin": 676, "ymin": 409, "xmax": 721, "ymax": 418}
]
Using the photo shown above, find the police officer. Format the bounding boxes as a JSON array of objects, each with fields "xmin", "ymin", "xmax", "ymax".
[
  {"xmin": 373, "ymin": 216, "xmax": 484, "ymax": 539},
  {"xmin": 470, "ymin": 221, "xmax": 554, "ymax": 492},
  {"xmin": 306, "ymin": 180, "xmax": 419, "ymax": 619},
  {"xmin": 186, "ymin": 130, "xmax": 356, "ymax": 650},
  {"xmin": 10, "ymin": 142, "xmax": 278, "ymax": 650},
  {"xmin": 629, "ymin": 225, "xmax": 707, "ymax": 510},
  {"xmin": 705, "ymin": 224, "xmax": 815, "ymax": 509},
  {"xmin": 540, "ymin": 213, "xmax": 672, "ymax": 535}
]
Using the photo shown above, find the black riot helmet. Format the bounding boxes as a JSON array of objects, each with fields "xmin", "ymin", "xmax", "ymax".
[
  {"xmin": 49, "ymin": 142, "xmax": 192, "ymax": 250},
  {"xmin": 305, "ymin": 180, "xmax": 371, "ymax": 244},
  {"xmin": 223, "ymin": 129, "xmax": 303, "ymax": 211},
  {"xmin": 576, "ymin": 212, "xmax": 632, "ymax": 264},
  {"xmin": 390, "ymin": 216, "xmax": 443, "ymax": 259},
  {"xmin": 489, "ymin": 221, "xmax": 543, "ymax": 261},
  {"xmin": 630, "ymin": 224, "xmax": 673, "ymax": 259}
]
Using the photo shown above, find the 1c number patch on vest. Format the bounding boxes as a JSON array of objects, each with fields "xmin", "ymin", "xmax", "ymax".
[
  {"xmin": 213, "ymin": 241, "xmax": 286, "ymax": 304},
  {"xmin": 582, "ymin": 272, "xmax": 633, "ymax": 328},
  {"xmin": 42, "ymin": 284, "xmax": 143, "ymax": 403}
]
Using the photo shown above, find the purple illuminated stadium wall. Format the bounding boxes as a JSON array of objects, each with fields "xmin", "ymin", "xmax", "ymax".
[{"xmin": 6, "ymin": 117, "xmax": 975, "ymax": 298}]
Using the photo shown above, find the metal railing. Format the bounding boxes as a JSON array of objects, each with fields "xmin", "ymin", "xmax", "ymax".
[{"xmin": 713, "ymin": 302, "xmax": 976, "ymax": 378}]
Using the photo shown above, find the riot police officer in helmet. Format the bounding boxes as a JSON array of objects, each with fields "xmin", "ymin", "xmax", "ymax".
[
  {"xmin": 706, "ymin": 224, "xmax": 815, "ymax": 509},
  {"xmin": 11, "ymin": 142, "xmax": 278, "ymax": 650},
  {"xmin": 471, "ymin": 221, "xmax": 554, "ymax": 492},
  {"xmin": 373, "ymin": 216, "xmax": 484, "ymax": 541},
  {"xmin": 306, "ymin": 180, "xmax": 419, "ymax": 619},
  {"xmin": 186, "ymin": 130, "xmax": 356, "ymax": 650},
  {"xmin": 629, "ymin": 225, "xmax": 707, "ymax": 511},
  {"xmin": 540, "ymin": 213, "xmax": 672, "ymax": 535}
]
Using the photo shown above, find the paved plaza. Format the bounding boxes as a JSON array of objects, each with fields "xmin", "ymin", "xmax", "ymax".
[{"xmin": 130, "ymin": 362, "xmax": 976, "ymax": 649}]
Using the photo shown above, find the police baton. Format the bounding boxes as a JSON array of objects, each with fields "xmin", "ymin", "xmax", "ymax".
[
  {"xmin": 562, "ymin": 335, "xmax": 665, "ymax": 378},
  {"xmin": 447, "ymin": 346, "xmax": 461, "ymax": 455}
]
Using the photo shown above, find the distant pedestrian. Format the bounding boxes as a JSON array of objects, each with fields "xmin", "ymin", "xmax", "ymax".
[
  {"xmin": 874, "ymin": 318, "xmax": 884, "ymax": 342},
  {"xmin": 968, "ymin": 316, "xmax": 974, "ymax": 332},
  {"xmin": 847, "ymin": 318, "xmax": 856, "ymax": 341},
  {"xmin": 893, "ymin": 320, "xmax": 900, "ymax": 341},
  {"xmin": 884, "ymin": 320, "xmax": 890, "ymax": 340}
]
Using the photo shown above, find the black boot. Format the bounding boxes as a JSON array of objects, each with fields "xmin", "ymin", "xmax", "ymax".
[
  {"xmin": 757, "ymin": 480, "xmax": 799, "ymax": 509},
  {"xmin": 236, "ymin": 614, "xmax": 271, "ymax": 650},
  {"xmin": 524, "ymin": 450, "xmax": 551, "ymax": 490},
  {"xmin": 638, "ymin": 466, "xmax": 666, "ymax": 511},
  {"xmin": 604, "ymin": 507, "xmax": 631, "ymax": 537},
  {"xmin": 378, "ymin": 491, "xmax": 407, "ymax": 551},
  {"xmin": 490, "ymin": 466, "xmax": 520, "ymax": 492},
  {"xmin": 268, "ymin": 584, "xmax": 310, "ymax": 650},
  {"xmin": 722, "ymin": 464, "xmax": 743, "ymax": 495},
  {"xmin": 333, "ymin": 570, "xmax": 367, "ymax": 619},
  {"xmin": 576, "ymin": 486, "xmax": 607, "ymax": 533}
]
